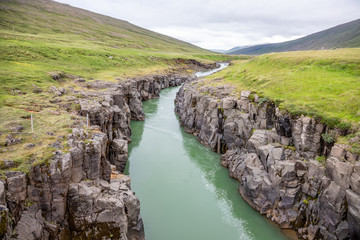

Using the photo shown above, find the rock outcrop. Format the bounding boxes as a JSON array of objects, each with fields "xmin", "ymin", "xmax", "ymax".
[
  {"xmin": 1, "ymin": 72, "xmax": 198, "ymax": 239},
  {"xmin": 79, "ymin": 74, "xmax": 195, "ymax": 172},
  {"xmin": 175, "ymin": 80, "xmax": 360, "ymax": 240},
  {"xmin": 1, "ymin": 129, "xmax": 144, "ymax": 240}
]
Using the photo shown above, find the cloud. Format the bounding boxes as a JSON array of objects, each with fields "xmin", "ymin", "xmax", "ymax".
[{"xmin": 56, "ymin": 0, "xmax": 360, "ymax": 49}]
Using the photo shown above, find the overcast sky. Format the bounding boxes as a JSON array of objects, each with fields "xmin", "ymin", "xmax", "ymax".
[{"xmin": 56, "ymin": 0, "xmax": 360, "ymax": 50}]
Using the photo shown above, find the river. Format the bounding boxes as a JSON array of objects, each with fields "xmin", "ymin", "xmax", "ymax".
[{"xmin": 125, "ymin": 64, "xmax": 290, "ymax": 240}]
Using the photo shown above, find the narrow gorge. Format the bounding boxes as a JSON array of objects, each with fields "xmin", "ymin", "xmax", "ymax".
[
  {"xmin": 1, "ymin": 61, "xmax": 359, "ymax": 240},
  {"xmin": 0, "ymin": 61, "xmax": 215, "ymax": 239},
  {"xmin": 125, "ymin": 63, "xmax": 290, "ymax": 240},
  {"xmin": 2, "ymin": 1, "xmax": 359, "ymax": 240}
]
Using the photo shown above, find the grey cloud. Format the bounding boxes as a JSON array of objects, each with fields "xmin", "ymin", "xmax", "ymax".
[{"xmin": 56, "ymin": 0, "xmax": 360, "ymax": 49}]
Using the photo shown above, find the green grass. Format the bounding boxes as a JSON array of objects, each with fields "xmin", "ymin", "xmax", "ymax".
[
  {"xmin": 0, "ymin": 104, "xmax": 74, "ymax": 173},
  {"xmin": 315, "ymin": 155, "xmax": 326, "ymax": 165},
  {"xmin": 0, "ymin": 35, "xmax": 239, "ymax": 105},
  {"xmin": 208, "ymin": 49, "xmax": 360, "ymax": 129},
  {"xmin": 0, "ymin": 0, "xmax": 242, "ymax": 171},
  {"xmin": 0, "ymin": 0, "xmax": 240, "ymax": 105},
  {"xmin": 0, "ymin": 0, "xmax": 240, "ymax": 102}
]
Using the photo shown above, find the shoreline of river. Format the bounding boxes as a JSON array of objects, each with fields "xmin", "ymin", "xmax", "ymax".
[
  {"xmin": 0, "ymin": 60, "xmax": 216, "ymax": 239},
  {"xmin": 126, "ymin": 64, "xmax": 292, "ymax": 240},
  {"xmin": 175, "ymin": 65, "xmax": 360, "ymax": 240}
]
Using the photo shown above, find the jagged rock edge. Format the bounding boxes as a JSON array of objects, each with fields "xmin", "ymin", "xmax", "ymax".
[{"xmin": 174, "ymin": 81, "xmax": 360, "ymax": 240}]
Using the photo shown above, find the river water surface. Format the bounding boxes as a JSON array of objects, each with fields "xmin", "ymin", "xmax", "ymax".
[{"xmin": 125, "ymin": 65, "xmax": 289, "ymax": 240}]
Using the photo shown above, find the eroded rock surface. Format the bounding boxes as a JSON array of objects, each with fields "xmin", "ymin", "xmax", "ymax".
[
  {"xmin": 2, "ymin": 72, "xmax": 199, "ymax": 239},
  {"xmin": 1, "ymin": 129, "xmax": 144, "ymax": 240},
  {"xmin": 175, "ymin": 81, "xmax": 360, "ymax": 240}
]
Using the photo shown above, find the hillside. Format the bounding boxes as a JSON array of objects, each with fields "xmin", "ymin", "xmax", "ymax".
[
  {"xmin": 0, "ymin": 0, "xmax": 236, "ymax": 101},
  {"xmin": 227, "ymin": 18, "xmax": 360, "ymax": 55},
  {"xmin": 0, "ymin": 0, "xmax": 206, "ymax": 52},
  {"xmin": 0, "ymin": 0, "xmax": 240, "ymax": 171}
]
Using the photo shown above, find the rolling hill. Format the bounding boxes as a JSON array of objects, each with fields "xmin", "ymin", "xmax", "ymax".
[
  {"xmin": 0, "ymin": 0, "xmax": 206, "ymax": 53},
  {"xmin": 0, "ymin": 0, "xmax": 226, "ymax": 91},
  {"xmin": 0, "ymin": 0, "xmax": 237, "ymax": 102},
  {"xmin": 0, "ymin": 0, "xmax": 240, "ymax": 172},
  {"xmin": 227, "ymin": 18, "xmax": 360, "ymax": 55}
]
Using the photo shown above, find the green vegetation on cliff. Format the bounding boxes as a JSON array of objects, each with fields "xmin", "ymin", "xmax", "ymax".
[
  {"xmin": 210, "ymin": 49, "xmax": 360, "ymax": 126},
  {"xmin": 207, "ymin": 48, "xmax": 360, "ymax": 150}
]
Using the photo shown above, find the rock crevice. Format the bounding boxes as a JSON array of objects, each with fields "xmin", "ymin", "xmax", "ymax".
[
  {"xmin": 175, "ymin": 81, "xmax": 360, "ymax": 240},
  {"xmin": 1, "ymin": 72, "xmax": 197, "ymax": 239}
]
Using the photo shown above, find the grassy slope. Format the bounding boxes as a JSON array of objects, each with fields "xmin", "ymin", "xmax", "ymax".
[
  {"xmin": 228, "ymin": 19, "xmax": 360, "ymax": 55},
  {"xmin": 206, "ymin": 49, "xmax": 360, "ymax": 151},
  {"xmin": 0, "ymin": 0, "xmax": 240, "ymax": 171},
  {"xmin": 0, "ymin": 0, "xmax": 238, "ymax": 102}
]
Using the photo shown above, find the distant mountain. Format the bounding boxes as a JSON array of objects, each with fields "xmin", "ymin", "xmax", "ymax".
[
  {"xmin": 209, "ymin": 45, "xmax": 256, "ymax": 54},
  {"xmin": 224, "ymin": 45, "xmax": 255, "ymax": 53},
  {"xmin": 209, "ymin": 49, "xmax": 227, "ymax": 53},
  {"xmin": 227, "ymin": 19, "xmax": 360, "ymax": 55}
]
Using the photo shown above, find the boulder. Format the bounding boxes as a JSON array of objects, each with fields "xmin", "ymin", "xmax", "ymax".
[
  {"xmin": 320, "ymin": 181, "xmax": 346, "ymax": 232},
  {"xmin": 110, "ymin": 139, "xmax": 128, "ymax": 173},
  {"xmin": 279, "ymin": 187, "xmax": 301, "ymax": 209},
  {"xmin": 68, "ymin": 177, "xmax": 144, "ymax": 240},
  {"xmin": 14, "ymin": 204, "xmax": 45, "ymax": 240},
  {"xmin": 346, "ymin": 189, "xmax": 360, "ymax": 239},
  {"xmin": 350, "ymin": 161, "xmax": 360, "ymax": 195},
  {"xmin": 5, "ymin": 134, "xmax": 22, "ymax": 146},
  {"xmin": 330, "ymin": 144, "xmax": 348, "ymax": 159},
  {"xmin": 307, "ymin": 160, "xmax": 325, "ymax": 198},
  {"xmin": 335, "ymin": 221, "xmax": 349, "ymax": 240},
  {"xmin": 281, "ymin": 162, "xmax": 297, "ymax": 182},
  {"xmin": 6, "ymin": 172, "xmax": 27, "ymax": 221},
  {"xmin": 248, "ymin": 130, "xmax": 268, "ymax": 152},
  {"xmin": 325, "ymin": 157, "xmax": 353, "ymax": 188},
  {"xmin": 221, "ymin": 97, "xmax": 237, "ymax": 109},
  {"xmin": 291, "ymin": 116, "xmax": 323, "ymax": 157},
  {"xmin": 258, "ymin": 144, "xmax": 284, "ymax": 170}
]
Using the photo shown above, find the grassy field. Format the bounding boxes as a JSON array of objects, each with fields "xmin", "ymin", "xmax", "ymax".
[
  {"xmin": 0, "ymin": 0, "xmax": 241, "ymax": 104},
  {"xmin": 206, "ymin": 49, "xmax": 360, "ymax": 151},
  {"xmin": 0, "ymin": 0, "xmax": 242, "ymax": 173},
  {"xmin": 0, "ymin": 34, "xmax": 236, "ymax": 105}
]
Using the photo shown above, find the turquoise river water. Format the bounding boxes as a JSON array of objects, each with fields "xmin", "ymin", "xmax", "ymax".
[{"xmin": 125, "ymin": 65, "xmax": 290, "ymax": 240}]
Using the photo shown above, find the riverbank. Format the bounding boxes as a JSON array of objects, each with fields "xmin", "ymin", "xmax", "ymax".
[
  {"xmin": 126, "ymin": 65, "xmax": 291, "ymax": 240},
  {"xmin": 175, "ymin": 72, "xmax": 360, "ymax": 239},
  {"xmin": 0, "ymin": 61, "xmax": 215, "ymax": 239}
]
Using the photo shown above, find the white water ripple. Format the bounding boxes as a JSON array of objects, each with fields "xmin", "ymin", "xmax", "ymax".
[{"xmin": 201, "ymin": 174, "xmax": 255, "ymax": 240}]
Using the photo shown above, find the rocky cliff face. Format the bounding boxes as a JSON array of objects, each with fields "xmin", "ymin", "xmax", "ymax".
[
  {"xmin": 0, "ymin": 72, "xmax": 197, "ymax": 239},
  {"xmin": 1, "ymin": 129, "xmax": 144, "ymax": 240},
  {"xmin": 175, "ymin": 80, "xmax": 360, "ymax": 240}
]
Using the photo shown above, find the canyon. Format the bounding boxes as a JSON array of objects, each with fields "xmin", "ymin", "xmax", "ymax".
[
  {"xmin": 175, "ymin": 76, "xmax": 360, "ymax": 240},
  {"xmin": 1, "ymin": 62, "xmax": 359, "ymax": 240},
  {"xmin": 0, "ymin": 61, "xmax": 216, "ymax": 239}
]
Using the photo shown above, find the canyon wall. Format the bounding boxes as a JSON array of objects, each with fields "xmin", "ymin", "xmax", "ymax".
[
  {"xmin": 0, "ymin": 72, "xmax": 199, "ymax": 239},
  {"xmin": 175, "ymin": 80, "xmax": 360, "ymax": 240}
]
